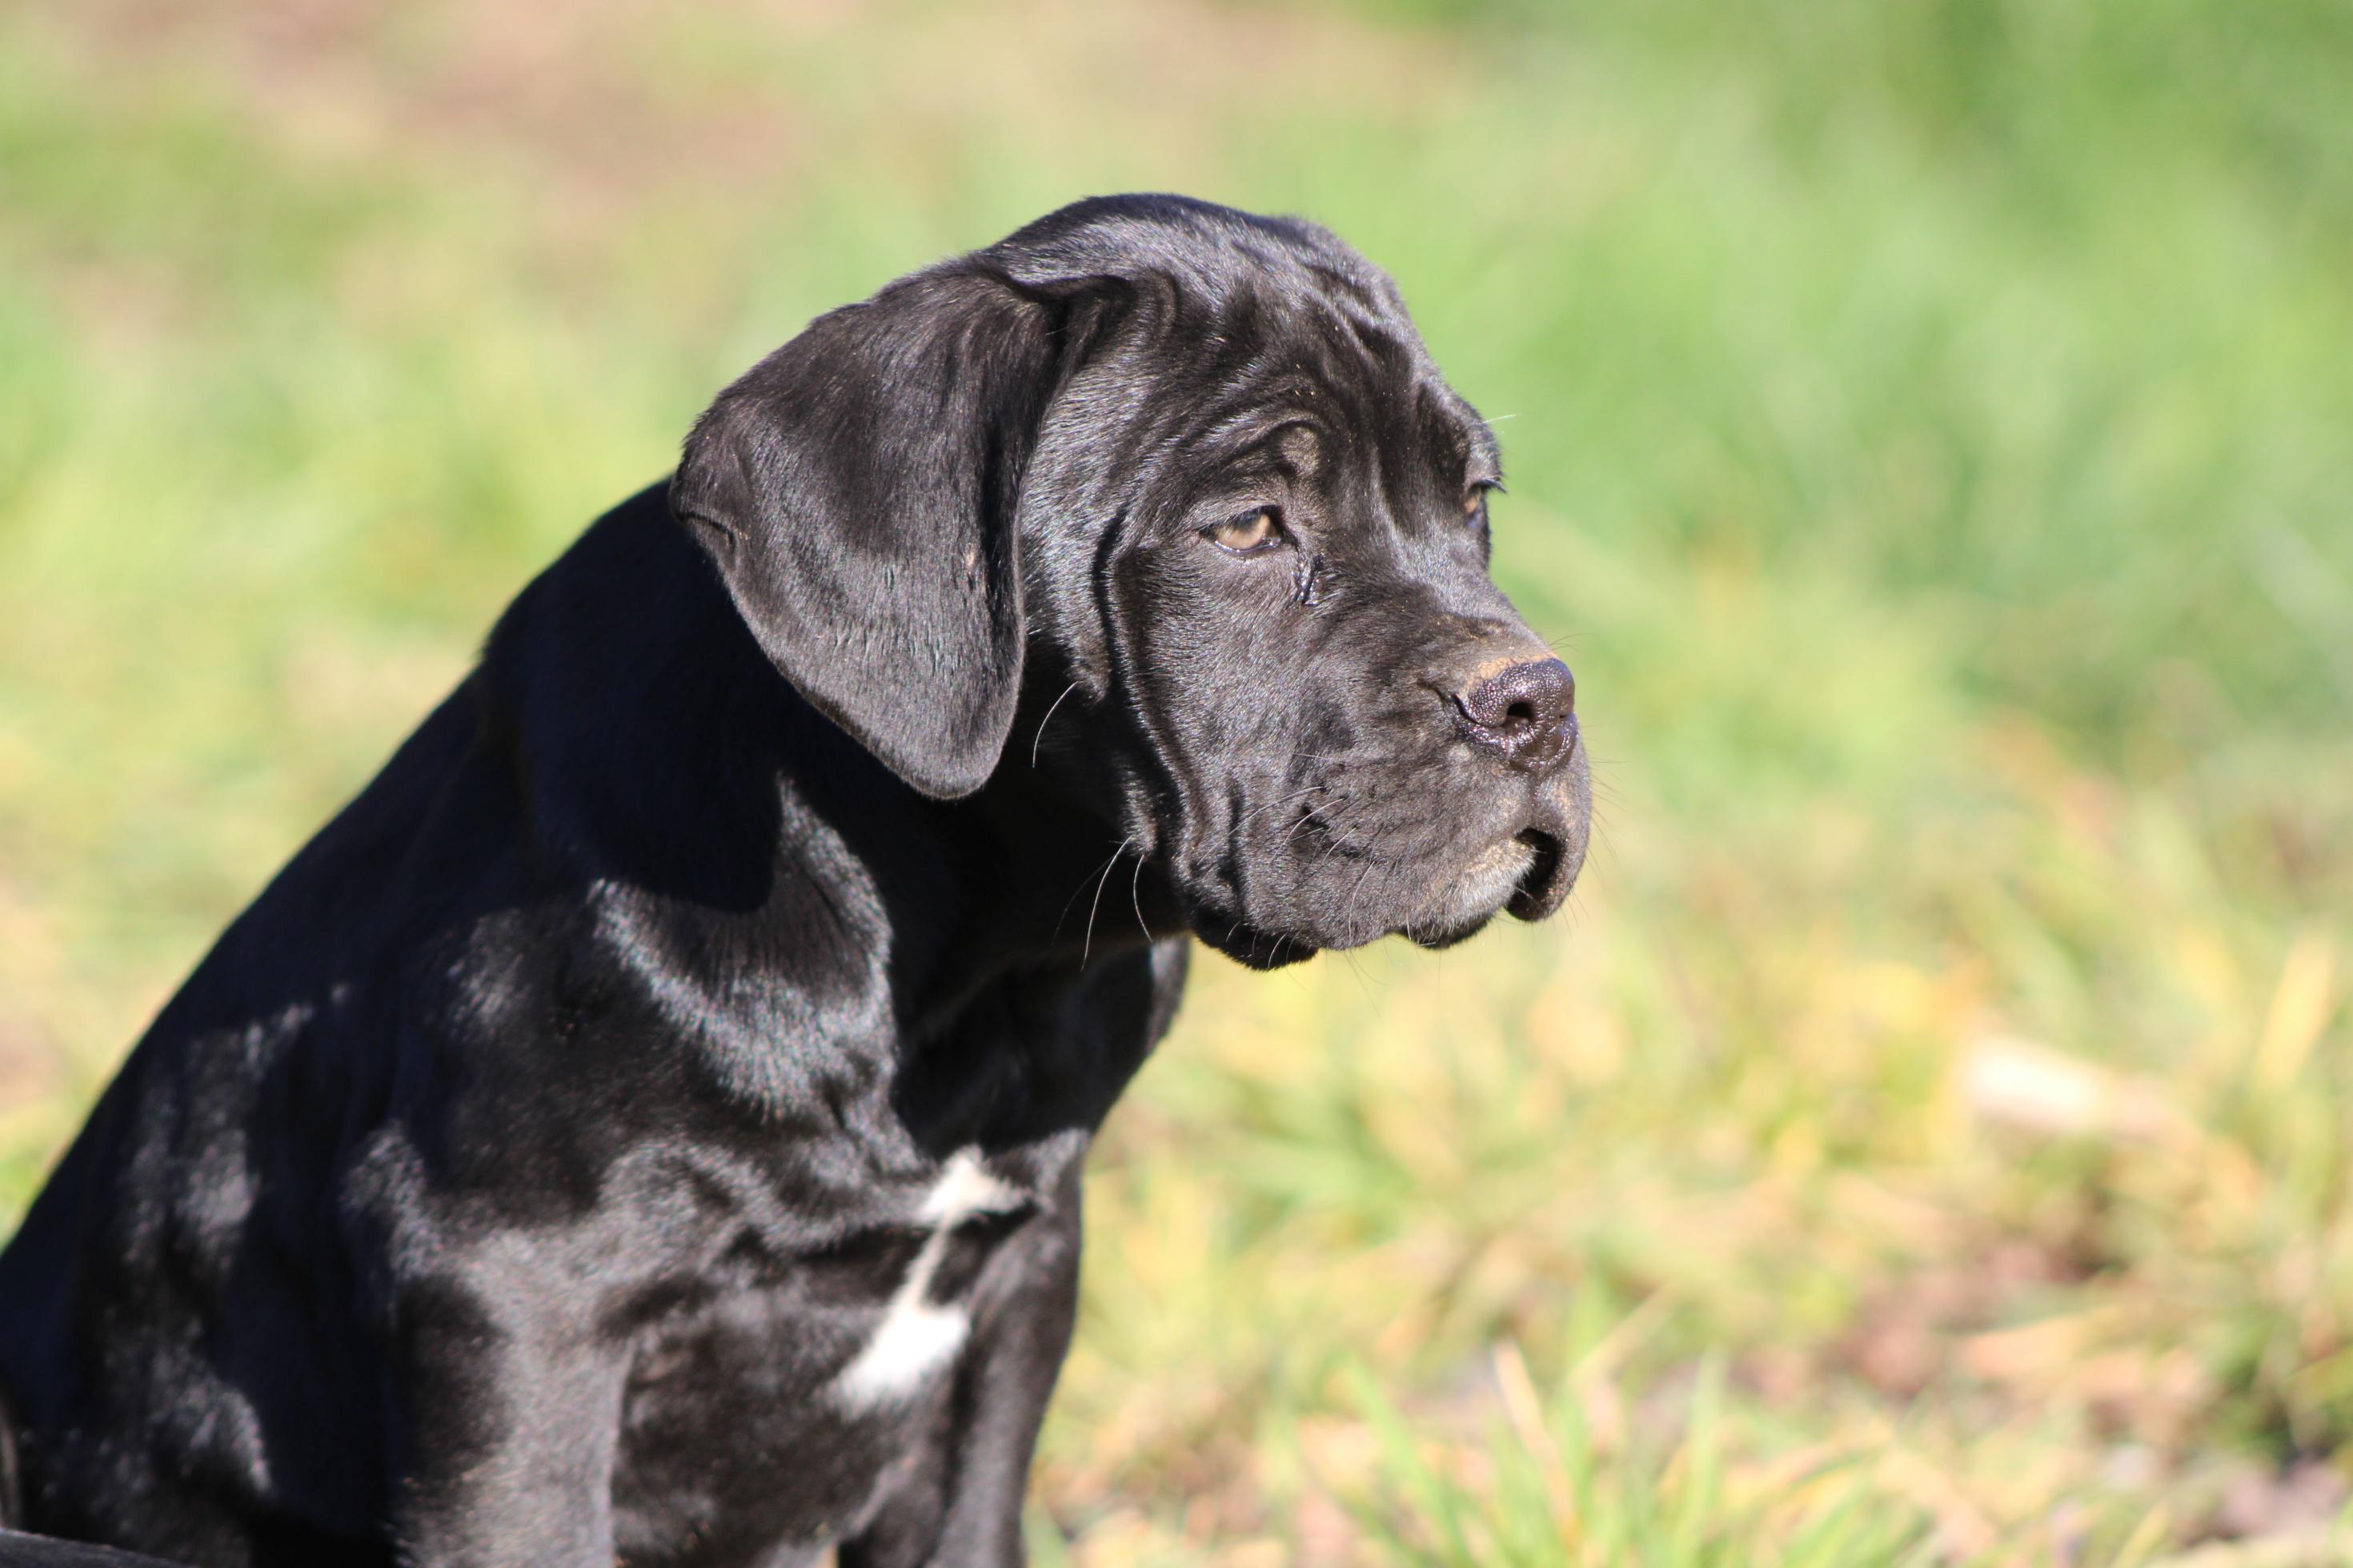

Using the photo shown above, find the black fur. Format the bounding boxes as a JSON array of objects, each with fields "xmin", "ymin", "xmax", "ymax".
[{"xmin": 0, "ymin": 195, "xmax": 1589, "ymax": 1567}]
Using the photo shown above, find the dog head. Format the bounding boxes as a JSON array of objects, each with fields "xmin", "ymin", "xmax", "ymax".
[{"xmin": 673, "ymin": 194, "xmax": 1589, "ymax": 968}]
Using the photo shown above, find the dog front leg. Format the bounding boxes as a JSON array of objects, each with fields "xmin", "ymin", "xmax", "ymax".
[
  {"xmin": 840, "ymin": 1173, "xmax": 1084, "ymax": 1568},
  {"xmin": 383, "ymin": 1288, "xmax": 629, "ymax": 1568}
]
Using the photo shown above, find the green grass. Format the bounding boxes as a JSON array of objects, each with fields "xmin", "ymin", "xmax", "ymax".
[{"xmin": 2, "ymin": 0, "xmax": 2350, "ymax": 1561}]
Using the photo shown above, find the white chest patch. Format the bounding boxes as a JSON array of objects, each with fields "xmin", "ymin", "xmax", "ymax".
[{"xmin": 832, "ymin": 1149, "xmax": 1024, "ymax": 1411}]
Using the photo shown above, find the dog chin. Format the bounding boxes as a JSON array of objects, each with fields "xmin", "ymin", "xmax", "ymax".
[
  {"xmin": 1402, "ymin": 835, "xmax": 1536, "ymax": 944},
  {"xmin": 1404, "ymin": 911, "xmax": 1499, "ymax": 951},
  {"xmin": 1198, "ymin": 835, "xmax": 1542, "ymax": 964},
  {"xmin": 1195, "ymin": 916, "xmax": 1321, "ymax": 971}
]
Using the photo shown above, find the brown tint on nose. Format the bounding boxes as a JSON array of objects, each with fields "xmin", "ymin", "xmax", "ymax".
[{"xmin": 1454, "ymin": 658, "xmax": 1577, "ymax": 774}]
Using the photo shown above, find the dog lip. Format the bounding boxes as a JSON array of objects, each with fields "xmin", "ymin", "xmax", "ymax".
[
  {"xmin": 1393, "ymin": 832, "xmax": 1533, "ymax": 947},
  {"xmin": 1463, "ymin": 834, "xmax": 1537, "ymax": 888},
  {"xmin": 1506, "ymin": 824, "xmax": 1574, "ymax": 921}
]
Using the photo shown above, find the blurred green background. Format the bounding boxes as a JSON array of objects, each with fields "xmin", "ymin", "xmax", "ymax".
[{"xmin": 2, "ymin": 0, "xmax": 2350, "ymax": 1561}]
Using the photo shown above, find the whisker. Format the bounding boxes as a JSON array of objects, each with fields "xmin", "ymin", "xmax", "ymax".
[
  {"xmin": 1283, "ymin": 752, "xmax": 1414, "ymax": 767},
  {"xmin": 1232, "ymin": 785, "xmax": 1325, "ymax": 835},
  {"xmin": 1054, "ymin": 839, "xmax": 1129, "ymax": 947},
  {"xmin": 1285, "ymin": 797, "xmax": 1349, "ymax": 841},
  {"xmin": 1080, "ymin": 836, "xmax": 1136, "ymax": 968},
  {"xmin": 1128, "ymin": 852, "xmax": 1151, "ymax": 944},
  {"xmin": 1029, "ymin": 682, "xmax": 1082, "ymax": 768},
  {"xmin": 1338, "ymin": 840, "xmax": 1388, "ymax": 938}
]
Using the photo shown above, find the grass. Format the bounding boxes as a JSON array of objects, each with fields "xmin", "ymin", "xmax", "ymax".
[{"xmin": 2, "ymin": 0, "xmax": 2350, "ymax": 1561}]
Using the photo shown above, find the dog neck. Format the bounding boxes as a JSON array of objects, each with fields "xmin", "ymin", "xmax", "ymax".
[{"xmin": 474, "ymin": 486, "xmax": 1178, "ymax": 1082}]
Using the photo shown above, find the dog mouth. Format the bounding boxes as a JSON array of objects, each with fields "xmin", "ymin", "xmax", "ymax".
[
  {"xmin": 1198, "ymin": 817, "xmax": 1582, "ymax": 964},
  {"xmin": 1194, "ymin": 750, "xmax": 1592, "ymax": 963},
  {"xmin": 1400, "ymin": 824, "xmax": 1573, "ymax": 950},
  {"xmin": 1451, "ymin": 833, "xmax": 1538, "ymax": 913},
  {"xmin": 1400, "ymin": 841, "xmax": 1523, "ymax": 948},
  {"xmin": 1506, "ymin": 825, "xmax": 1574, "ymax": 921}
]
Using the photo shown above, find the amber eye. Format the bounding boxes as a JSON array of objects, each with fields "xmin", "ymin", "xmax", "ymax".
[
  {"xmin": 1207, "ymin": 507, "xmax": 1283, "ymax": 554},
  {"xmin": 1464, "ymin": 484, "xmax": 1496, "ymax": 522}
]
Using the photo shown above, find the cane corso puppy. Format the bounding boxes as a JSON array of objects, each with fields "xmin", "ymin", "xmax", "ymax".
[{"xmin": 0, "ymin": 194, "xmax": 1589, "ymax": 1566}]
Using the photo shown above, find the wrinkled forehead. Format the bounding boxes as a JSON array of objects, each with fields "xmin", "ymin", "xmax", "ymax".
[
  {"xmin": 1000, "ymin": 205, "xmax": 1500, "ymax": 500},
  {"xmin": 1158, "ymin": 268, "xmax": 1501, "ymax": 502}
]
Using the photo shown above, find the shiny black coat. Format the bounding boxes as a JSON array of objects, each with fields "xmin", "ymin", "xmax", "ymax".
[{"xmin": 0, "ymin": 195, "xmax": 1588, "ymax": 1567}]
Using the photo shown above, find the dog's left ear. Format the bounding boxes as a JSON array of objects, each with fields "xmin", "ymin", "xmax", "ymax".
[{"xmin": 671, "ymin": 265, "xmax": 1076, "ymax": 799}]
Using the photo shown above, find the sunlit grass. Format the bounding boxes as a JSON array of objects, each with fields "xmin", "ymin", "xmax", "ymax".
[{"xmin": 1, "ymin": 0, "xmax": 2348, "ymax": 1560}]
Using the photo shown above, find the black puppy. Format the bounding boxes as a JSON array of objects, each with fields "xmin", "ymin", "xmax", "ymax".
[{"xmin": 0, "ymin": 195, "xmax": 1589, "ymax": 1567}]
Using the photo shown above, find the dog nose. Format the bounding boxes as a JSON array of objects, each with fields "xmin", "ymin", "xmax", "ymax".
[{"xmin": 1454, "ymin": 658, "xmax": 1577, "ymax": 773}]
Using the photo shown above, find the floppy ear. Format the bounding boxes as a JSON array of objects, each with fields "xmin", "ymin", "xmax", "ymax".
[{"xmin": 670, "ymin": 267, "xmax": 1065, "ymax": 799}]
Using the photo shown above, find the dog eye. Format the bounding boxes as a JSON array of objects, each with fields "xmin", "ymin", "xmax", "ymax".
[
  {"xmin": 1463, "ymin": 483, "xmax": 1499, "ymax": 523},
  {"xmin": 1206, "ymin": 508, "xmax": 1284, "ymax": 555}
]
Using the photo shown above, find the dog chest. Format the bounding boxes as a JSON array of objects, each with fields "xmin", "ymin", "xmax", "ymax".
[{"xmin": 607, "ymin": 1147, "xmax": 1055, "ymax": 1562}]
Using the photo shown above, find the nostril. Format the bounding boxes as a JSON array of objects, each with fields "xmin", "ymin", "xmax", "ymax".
[
  {"xmin": 1464, "ymin": 660, "xmax": 1573, "ymax": 724},
  {"xmin": 1453, "ymin": 657, "xmax": 1579, "ymax": 772}
]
